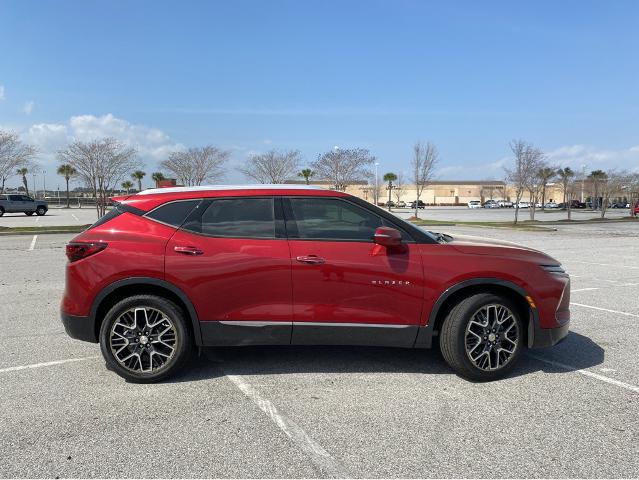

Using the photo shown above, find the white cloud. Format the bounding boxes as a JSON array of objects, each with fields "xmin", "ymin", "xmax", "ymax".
[
  {"xmin": 0, "ymin": 85, "xmax": 4, "ymax": 100},
  {"xmin": 546, "ymin": 144, "xmax": 639, "ymax": 173},
  {"xmin": 21, "ymin": 113, "xmax": 183, "ymax": 170},
  {"xmin": 23, "ymin": 100, "xmax": 34, "ymax": 115}
]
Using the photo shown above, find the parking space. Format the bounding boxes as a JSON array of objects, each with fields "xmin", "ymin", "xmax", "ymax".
[
  {"xmin": 0, "ymin": 207, "xmax": 98, "ymax": 228},
  {"xmin": 0, "ymin": 225, "xmax": 638, "ymax": 478}
]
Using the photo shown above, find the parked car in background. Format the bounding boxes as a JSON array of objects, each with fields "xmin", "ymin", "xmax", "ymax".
[
  {"xmin": 395, "ymin": 200, "xmax": 407, "ymax": 208},
  {"xmin": 467, "ymin": 200, "xmax": 481, "ymax": 209},
  {"xmin": 61, "ymin": 185, "xmax": 571, "ymax": 383},
  {"xmin": 544, "ymin": 202, "xmax": 559, "ymax": 209},
  {"xmin": 483, "ymin": 200, "xmax": 500, "ymax": 209},
  {"xmin": 384, "ymin": 201, "xmax": 396, "ymax": 208},
  {"xmin": 497, "ymin": 200, "xmax": 513, "ymax": 208},
  {"xmin": 0, "ymin": 194, "xmax": 48, "ymax": 216},
  {"xmin": 517, "ymin": 202, "xmax": 531, "ymax": 209},
  {"xmin": 410, "ymin": 200, "xmax": 426, "ymax": 209},
  {"xmin": 611, "ymin": 202, "xmax": 630, "ymax": 209},
  {"xmin": 557, "ymin": 200, "xmax": 586, "ymax": 209}
]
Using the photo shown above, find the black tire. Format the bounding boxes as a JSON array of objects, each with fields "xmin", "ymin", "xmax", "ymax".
[
  {"xmin": 0, "ymin": 207, "xmax": 4, "ymax": 217},
  {"xmin": 36, "ymin": 206, "xmax": 46, "ymax": 216},
  {"xmin": 99, "ymin": 295, "xmax": 193, "ymax": 383},
  {"xmin": 25, "ymin": 211, "xmax": 34, "ymax": 216},
  {"xmin": 439, "ymin": 293, "xmax": 524, "ymax": 382}
]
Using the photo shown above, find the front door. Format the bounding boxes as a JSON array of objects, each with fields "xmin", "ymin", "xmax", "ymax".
[
  {"xmin": 284, "ymin": 197, "xmax": 425, "ymax": 347},
  {"xmin": 165, "ymin": 196, "xmax": 293, "ymax": 346}
]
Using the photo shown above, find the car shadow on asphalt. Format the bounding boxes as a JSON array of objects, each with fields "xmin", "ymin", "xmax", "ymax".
[{"xmin": 167, "ymin": 331, "xmax": 604, "ymax": 384}]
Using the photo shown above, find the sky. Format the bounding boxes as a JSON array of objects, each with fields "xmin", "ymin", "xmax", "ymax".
[{"xmin": 1, "ymin": 0, "xmax": 638, "ymax": 190}]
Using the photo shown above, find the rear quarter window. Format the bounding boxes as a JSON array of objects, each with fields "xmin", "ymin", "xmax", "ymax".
[{"xmin": 145, "ymin": 200, "xmax": 200, "ymax": 227}]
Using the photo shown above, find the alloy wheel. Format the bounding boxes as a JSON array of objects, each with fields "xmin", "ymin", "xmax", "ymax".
[
  {"xmin": 465, "ymin": 304, "xmax": 520, "ymax": 371},
  {"xmin": 109, "ymin": 307, "xmax": 177, "ymax": 373}
]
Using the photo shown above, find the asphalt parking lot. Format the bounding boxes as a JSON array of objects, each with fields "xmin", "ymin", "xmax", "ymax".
[{"xmin": 1, "ymin": 223, "xmax": 638, "ymax": 478}]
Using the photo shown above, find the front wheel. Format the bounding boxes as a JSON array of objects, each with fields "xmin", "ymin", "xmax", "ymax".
[
  {"xmin": 440, "ymin": 293, "xmax": 524, "ymax": 381},
  {"xmin": 36, "ymin": 207, "xmax": 46, "ymax": 216},
  {"xmin": 99, "ymin": 295, "xmax": 193, "ymax": 383}
]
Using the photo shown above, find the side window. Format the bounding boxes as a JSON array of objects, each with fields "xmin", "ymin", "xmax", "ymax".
[
  {"xmin": 146, "ymin": 200, "xmax": 199, "ymax": 227},
  {"xmin": 288, "ymin": 198, "xmax": 383, "ymax": 241},
  {"xmin": 183, "ymin": 198, "xmax": 275, "ymax": 239},
  {"xmin": 23, "ymin": 196, "xmax": 33, "ymax": 202},
  {"xmin": 9, "ymin": 195, "xmax": 21, "ymax": 201}
]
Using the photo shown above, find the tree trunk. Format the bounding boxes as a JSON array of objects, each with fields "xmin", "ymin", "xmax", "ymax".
[
  {"xmin": 414, "ymin": 194, "xmax": 420, "ymax": 219},
  {"xmin": 138, "ymin": 179, "xmax": 142, "ymax": 192},
  {"xmin": 387, "ymin": 183, "xmax": 392, "ymax": 211},
  {"xmin": 22, "ymin": 176, "xmax": 29, "ymax": 196},
  {"xmin": 65, "ymin": 178, "xmax": 70, "ymax": 208}
]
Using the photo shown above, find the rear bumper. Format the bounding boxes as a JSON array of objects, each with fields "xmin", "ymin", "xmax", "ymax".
[
  {"xmin": 61, "ymin": 311, "xmax": 98, "ymax": 343},
  {"xmin": 529, "ymin": 322, "xmax": 570, "ymax": 348}
]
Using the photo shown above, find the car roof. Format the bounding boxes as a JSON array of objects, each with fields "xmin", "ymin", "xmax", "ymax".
[{"xmin": 113, "ymin": 184, "xmax": 349, "ymax": 211}]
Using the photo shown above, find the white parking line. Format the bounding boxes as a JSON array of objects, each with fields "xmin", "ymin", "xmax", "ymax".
[
  {"xmin": 72, "ymin": 213, "xmax": 79, "ymax": 222},
  {"xmin": 570, "ymin": 302, "xmax": 639, "ymax": 318},
  {"xmin": 0, "ymin": 356, "xmax": 99, "ymax": 374},
  {"xmin": 28, "ymin": 235, "xmax": 38, "ymax": 251},
  {"xmin": 35, "ymin": 216, "xmax": 39, "ymax": 223},
  {"xmin": 528, "ymin": 354, "xmax": 639, "ymax": 394},
  {"xmin": 571, "ymin": 288, "xmax": 599, "ymax": 292},
  {"xmin": 225, "ymin": 373, "xmax": 348, "ymax": 478}
]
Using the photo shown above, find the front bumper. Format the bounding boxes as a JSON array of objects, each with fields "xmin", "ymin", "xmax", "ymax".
[
  {"xmin": 61, "ymin": 312, "xmax": 98, "ymax": 343},
  {"xmin": 529, "ymin": 321, "xmax": 570, "ymax": 348}
]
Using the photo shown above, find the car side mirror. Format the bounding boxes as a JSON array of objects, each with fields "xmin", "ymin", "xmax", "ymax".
[{"xmin": 374, "ymin": 227, "xmax": 402, "ymax": 247}]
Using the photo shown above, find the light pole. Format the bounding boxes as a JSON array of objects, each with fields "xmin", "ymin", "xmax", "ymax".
[
  {"xmin": 31, "ymin": 171, "xmax": 36, "ymax": 198},
  {"xmin": 42, "ymin": 170, "xmax": 46, "ymax": 199},
  {"xmin": 374, "ymin": 162, "xmax": 380, "ymax": 205},
  {"xmin": 580, "ymin": 164, "xmax": 587, "ymax": 203}
]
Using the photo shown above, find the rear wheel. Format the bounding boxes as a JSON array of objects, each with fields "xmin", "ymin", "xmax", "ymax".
[
  {"xmin": 25, "ymin": 211, "xmax": 34, "ymax": 216},
  {"xmin": 440, "ymin": 293, "xmax": 524, "ymax": 381},
  {"xmin": 99, "ymin": 295, "xmax": 193, "ymax": 383},
  {"xmin": 0, "ymin": 207, "xmax": 4, "ymax": 216},
  {"xmin": 36, "ymin": 206, "xmax": 46, "ymax": 216}
]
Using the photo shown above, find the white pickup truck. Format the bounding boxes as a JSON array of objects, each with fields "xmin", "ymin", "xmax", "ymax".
[{"xmin": 0, "ymin": 194, "xmax": 48, "ymax": 216}]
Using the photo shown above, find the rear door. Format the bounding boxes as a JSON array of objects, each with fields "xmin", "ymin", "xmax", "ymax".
[
  {"xmin": 8, "ymin": 195, "xmax": 24, "ymax": 212},
  {"xmin": 284, "ymin": 196, "xmax": 425, "ymax": 347},
  {"xmin": 164, "ymin": 196, "xmax": 293, "ymax": 346}
]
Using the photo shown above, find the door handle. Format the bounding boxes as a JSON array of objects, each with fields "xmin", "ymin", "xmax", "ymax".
[
  {"xmin": 296, "ymin": 255, "xmax": 325, "ymax": 265},
  {"xmin": 174, "ymin": 245, "xmax": 204, "ymax": 256}
]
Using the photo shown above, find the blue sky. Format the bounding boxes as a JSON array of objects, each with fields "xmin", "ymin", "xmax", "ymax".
[{"xmin": 1, "ymin": 0, "xmax": 638, "ymax": 189}]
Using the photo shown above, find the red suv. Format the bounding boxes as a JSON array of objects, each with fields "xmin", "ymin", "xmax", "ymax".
[{"xmin": 61, "ymin": 186, "xmax": 570, "ymax": 382}]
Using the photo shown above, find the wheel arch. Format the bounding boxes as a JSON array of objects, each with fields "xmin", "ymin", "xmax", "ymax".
[
  {"xmin": 91, "ymin": 277, "xmax": 202, "ymax": 346},
  {"xmin": 418, "ymin": 278, "xmax": 538, "ymax": 348}
]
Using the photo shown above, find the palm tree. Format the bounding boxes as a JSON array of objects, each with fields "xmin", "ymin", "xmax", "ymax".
[
  {"xmin": 121, "ymin": 180, "xmax": 134, "ymax": 194},
  {"xmin": 537, "ymin": 167, "xmax": 556, "ymax": 210},
  {"xmin": 57, "ymin": 164, "xmax": 77, "ymax": 208},
  {"xmin": 383, "ymin": 172, "xmax": 397, "ymax": 211},
  {"xmin": 16, "ymin": 167, "xmax": 29, "ymax": 196},
  {"xmin": 556, "ymin": 167, "xmax": 574, "ymax": 205},
  {"xmin": 151, "ymin": 172, "xmax": 166, "ymax": 188},
  {"xmin": 298, "ymin": 168, "xmax": 314, "ymax": 185},
  {"xmin": 131, "ymin": 170, "xmax": 146, "ymax": 192}
]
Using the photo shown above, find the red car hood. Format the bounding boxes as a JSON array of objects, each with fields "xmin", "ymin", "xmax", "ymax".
[{"xmin": 448, "ymin": 234, "xmax": 558, "ymax": 263}]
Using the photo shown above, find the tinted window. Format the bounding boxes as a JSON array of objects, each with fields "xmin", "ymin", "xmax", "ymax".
[
  {"xmin": 146, "ymin": 200, "xmax": 199, "ymax": 227},
  {"xmin": 288, "ymin": 198, "xmax": 382, "ymax": 241},
  {"xmin": 183, "ymin": 198, "xmax": 275, "ymax": 238},
  {"xmin": 22, "ymin": 196, "xmax": 33, "ymax": 202},
  {"xmin": 88, "ymin": 207, "xmax": 123, "ymax": 230},
  {"xmin": 9, "ymin": 195, "xmax": 21, "ymax": 201}
]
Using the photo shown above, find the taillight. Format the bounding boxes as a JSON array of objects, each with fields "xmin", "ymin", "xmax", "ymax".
[{"xmin": 66, "ymin": 242, "xmax": 107, "ymax": 262}]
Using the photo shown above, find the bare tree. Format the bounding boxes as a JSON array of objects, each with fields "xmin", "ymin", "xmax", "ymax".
[
  {"xmin": 393, "ymin": 172, "xmax": 405, "ymax": 204},
  {"xmin": 161, "ymin": 146, "xmax": 230, "ymax": 187},
  {"xmin": 411, "ymin": 142, "xmax": 438, "ymax": 218},
  {"xmin": 504, "ymin": 140, "xmax": 545, "ymax": 224},
  {"xmin": 599, "ymin": 170, "xmax": 632, "ymax": 219},
  {"xmin": 556, "ymin": 167, "xmax": 575, "ymax": 219},
  {"xmin": 312, "ymin": 148, "xmax": 375, "ymax": 191},
  {"xmin": 0, "ymin": 131, "xmax": 37, "ymax": 193},
  {"xmin": 57, "ymin": 138, "xmax": 139, "ymax": 218},
  {"xmin": 239, "ymin": 149, "xmax": 301, "ymax": 184}
]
